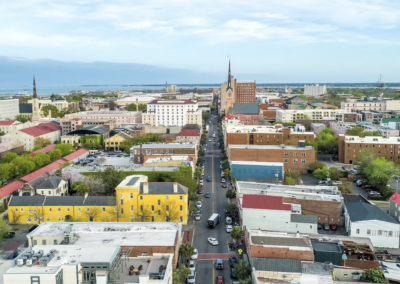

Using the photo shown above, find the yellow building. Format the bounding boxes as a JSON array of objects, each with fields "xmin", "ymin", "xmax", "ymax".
[
  {"xmin": 105, "ymin": 131, "xmax": 133, "ymax": 151},
  {"xmin": 115, "ymin": 175, "xmax": 189, "ymax": 225},
  {"xmin": 8, "ymin": 195, "xmax": 116, "ymax": 224}
]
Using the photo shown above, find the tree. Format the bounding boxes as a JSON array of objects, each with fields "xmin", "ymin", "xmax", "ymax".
[
  {"xmin": 179, "ymin": 242, "xmax": 195, "ymax": 263},
  {"xmin": 15, "ymin": 114, "xmax": 31, "ymax": 123},
  {"xmin": 314, "ymin": 128, "xmax": 339, "ymax": 155},
  {"xmin": 202, "ymin": 111, "xmax": 210, "ymax": 121},
  {"xmin": 360, "ymin": 268, "xmax": 388, "ymax": 283},
  {"xmin": 198, "ymin": 148, "xmax": 205, "ymax": 157},
  {"xmin": 226, "ymin": 189, "xmax": 236, "ymax": 199},
  {"xmin": 226, "ymin": 204, "xmax": 238, "ymax": 216},
  {"xmin": 82, "ymin": 207, "xmax": 102, "ymax": 222},
  {"xmin": 41, "ymin": 105, "xmax": 60, "ymax": 117},
  {"xmin": 161, "ymin": 200, "xmax": 181, "ymax": 223},
  {"xmin": 135, "ymin": 204, "xmax": 153, "ymax": 222},
  {"xmin": 71, "ymin": 181, "xmax": 84, "ymax": 194},
  {"xmin": 138, "ymin": 103, "xmax": 147, "ymax": 112},
  {"xmin": 48, "ymin": 149, "xmax": 62, "ymax": 161},
  {"xmin": 346, "ymin": 126, "xmax": 383, "ymax": 138},
  {"xmin": 313, "ymin": 167, "xmax": 329, "ymax": 180},
  {"xmin": 1, "ymin": 152, "xmax": 18, "ymax": 163},
  {"xmin": 309, "ymin": 161, "xmax": 326, "ymax": 172},
  {"xmin": 29, "ymin": 207, "xmax": 46, "ymax": 224},
  {"xmin": 84, "ymin": 176, "xmax": 106, "ymax": 195},
  {"xmin": 106, "ymin": 200, "xmax": 123, "ymax": 222},
  {"xmin": 98, "ymin": 167, "xmax": 125, "ymax": 195},
  {"xmin": 239, "ymin": 280, "xmax": 253, "ymax": 284},
  {"xmin": 31, "ymin": 152, "xmax": 51, "ymax": 169},
  {"xmin": 56, "ymin": 144, "xmax": 74, "ymax": 156},
  {"xmin": 329, "ymin": 167, "xmax": 343, "ymax": 181},
  {"xmin": 284, "ymin": 171, "xmax": 302, "ymax": 185},
  {"xmin": 224, "ymin": 169, "xmax": 231, "ymax": 178},
  {"xmin": 9, "ymin": 209, "xmax": 22, "ymax": 224},
  {"xmin": 235, "ymin": 259, "xmax": 251, "ymax": 280},
  {"xmin": 363, "ymin": 157, "xmax": 399, "ymax": 194},
  {"xmin": 189, "ymin": 206, "xmax": 198, "ymax": 219},
  {"xmin": 75, "ymin": 182, "xmax": 90, "ymax": 196},
  {"xmin": 108, "ymin": 101, "xmax": 117, "ymax": 110},
  {"xmin": 0, "ymin": 163, "xmax": 15, "ymax": 181},
  {"xmin": 231, "ymin": 226, "xmax": 243, "ymax": 244},
  {"xmin": 338, "ymin": 183, "xmax": 353, "ymax": 194},
  {"xmin": 34, "ymin": 137, "xmax": 52, "ymax": 148},
  {"xmin": 222, "ymin": 160, "xmax": 230, "ymax": 171},
  {"xmin": 173, "ymin": 265, "xmax": 192, "ymax": 284},
  {"xmin": 0, "ymin": 219, "xmax": 10, "ymax": 241},
  {"xmin": 95, "ymin": 156, "xmax": 106, "ymax": 166},
  {"xmin": 13, "ymin": 159, "xmax": 36, "ymax": 177},
  {"xmin": 194, "ymin": 167, "xmax": 202, "ymax": 182},
  {"xmin": 126, "ymin": 103, "xmax": 137, "ymax": 111}
]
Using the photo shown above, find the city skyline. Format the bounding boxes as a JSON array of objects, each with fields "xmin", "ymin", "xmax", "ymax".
[{"xmin": 1, "ymin": 0, "xmax": 400, "ymax": 84}]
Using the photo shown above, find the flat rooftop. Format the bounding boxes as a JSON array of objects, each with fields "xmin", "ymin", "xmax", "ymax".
[
  {"xmin": 231, "ymin": 161, "xmax": 284, "ymax": 167},
  {"xmin": 237, "ymin": 181, "xmax": 341, "ymax": 202},
  {"xmin": 27, "ymin": 222, "xmax": 181, "ymax": 247},
  {"xmin": 248, "ymin": 230, "xmax": 313, "ymax": 250},
  {"xmin": 116, "ymin": 175, "xmax": 147, "ymax": 188},
  {"xmin": 131, "ymin": 143, "xmax": 196, "ymax": 149},
  {"xmin": 226, "ymin": 125, "xmax": 314, "ymax": 135},
  {"xmin": 343, "ymin": 135, "xmax": 400, "ymax": 144},
  {"xmin": 229, "ymin": 144, "xmax": 314, "ymax": 150},
  {"xmin": 6, "ymin": 245, "xmax": 119, "ymax": 274}
]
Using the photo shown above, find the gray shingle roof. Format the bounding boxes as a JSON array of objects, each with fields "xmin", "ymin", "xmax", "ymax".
[
  {"xmin": 311, "ymin": 241, "xmax": 342, "ymax": 253},
  {"xmin": 251, "ymin": 258, "xmax": 302, "ymax": 273},
  {"xmin": 44, "ymin": 196, "xmax": 85, "ymax": 206},
  {"xmin": 230, "ymin": 103, "xmax": 260, "ymax": 115},
  {"xmin": 251, "ymin": 236, "xmax": 311, "ymax": 248},
  {"xmin": 291, "ymin": 214, "xmax": 318, "ymax": 224},
  {"xmin": 37, "ymin": 176, "xmax": 65, "ymax": 190},
  {"xmin": 346, "ymin": 202, "xmax": 398, "ymax": 224},
  {"xmin": 342, "ymin": 194, "xmax": 369, "ymax": 204},
  {"xmin": 9, "ymin": 196, "xmax": 45, "ymax": 206},
  {"xmin": 84, "ymin": 196, "xmax": 115, "ymax": 206},
  {"xmin": 139, "ymin": 183, "xmax": 188, "ymax": 195},
  {"xmin": 66, "ymin": 125, "xmax": 108, "ymax": 136},
  {"xmin": 19, "ymin": 103, "xmax": 32, "ymax": 113}
]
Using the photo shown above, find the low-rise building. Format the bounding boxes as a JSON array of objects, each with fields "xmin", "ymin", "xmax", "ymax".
[
  {"xmin": 344, "ymin": 201, "xmax": 400, "ymax": 248},
  {"xmin": 0, "ymin": 120, "xmax": 38, "ymax": 136},
  {"xmin": 28, "ymin": 98, "xmax": 69, "ymax": 112},
  {"xmin": 227, "ymin": 103, "xmax": 262, "ymax": 124},
  {"xmin": 36, "ymin": 176, "xmax": 68, "ymax": 196},
  {"xmin": 130, "ymin": 143, "xmax": 197, "ymax": 164},
  {"xmin": 228, "ymin": 143, "xmax": 315, "ymax": 172},
  {"xmin": 341, "ymin": 97, "xmax": 400, "ymax": 112},
  {"xmin": 176, "ymin": 129, "xmax": 200, "ymax": 144},
  {"xmin": 276, "ymin": 109, "xmax": 344, "ymax": 123},
  {"xmin": 236, "ymin": 181, "xmax": 342, "ymax": 225},
  {"xmin": 115, "ymin": 96, "xmax": 157, "ymax": 106},
  {"xmin": 60, "ymin": 117, "xmax": 116, "ymax": 135},
  {"xmin": 105, "ymin": 131, "xmax": 133, "ymax": 152},
  {"xmin": 64, "ymin": 111, "xmax": 142, "ymax": 128},
  {"xmin": 61, "ymin": 125, "xmax": 109, "ymax": 147},
  {"xmin": 231, "ymin": 161, "xmax": 283, "ymax": 183},
  {"xmin": 0, "ymin": 99, "xmax": 19, "ymax": 120}
]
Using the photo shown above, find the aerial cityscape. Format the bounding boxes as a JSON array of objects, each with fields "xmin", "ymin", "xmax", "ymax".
[{"xmin": 1, "ymin": 1, "xmax": 400, "ymax": 284}]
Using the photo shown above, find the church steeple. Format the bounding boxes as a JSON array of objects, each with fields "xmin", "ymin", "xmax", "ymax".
[
  {"xmin": 227, "ymin": 60, "xmax": 232, "ymax": 91},
  {"xmin": 33, "ymin": 76, "xmax": 37, "ymax": 98}
]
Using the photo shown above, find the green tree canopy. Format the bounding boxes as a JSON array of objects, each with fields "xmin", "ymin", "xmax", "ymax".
[
  {"xmin": 235, "ymin": 259, "xmax": 251, "ymax": 280},
  {"xmin": 313, "ymin": 167, "xmax": 329, "ymax": 180},
  {"xmin": 34, "ymin": 137, "xmax": 52, "ymax": 148},
  {"xmin": 48, "ymin": 149, "xmax": 62, "ymax": 161},
  {"xmin": 360, "ymin": 268, "xmax": 388, "ymax": 283},
  {"xmin": 15, "ymin": 114, "xmax": 31, "ymax": 123},
  {"xmin": 55, "ymin": 144, "xmax": 74, "ymax": 156},
  {"xmin": 346, "ymin": 126, "xmax": 382, "ymax": 137},
  {"xmin": 329, "ymin": 167, "xmax": 343, "ymax": 181},
  {"xmin": 363, "ymin": 157, "xmax": 399, "ymax": 194},
  {"xmin": 172, "ymin": 266, "xmax": 192, "ymax": 284},
  {"xmin": 2, "ymin": 152, "xmax": 18, "ymax": 163},
  {"xmin": 202, "ymin": 111, "xmax": 210, "ymax": 121},
  {"xmin": 309, "ymin": 161, "xmax": 326, "ymax": 172},
  {"xmin": 41, "ymin": 105, "xmax": 60, "ymax": 117},
  {"xmin": 31, "ymin": 152, "xmax": 51, "ymax": 169},
  {"xmin": 126, "ymin": 103, "xmax": 137, "ymax": 111},
  {"xmin": 314, "ymin": 128, "xmax": 339, "ymax": 155},
  {"xmin": 231, "ymin": 226, "xmax": 243, "ymax": 243}
]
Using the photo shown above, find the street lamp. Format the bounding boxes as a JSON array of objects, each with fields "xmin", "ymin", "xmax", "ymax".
[{"xmin": 275, "ymin": 170, "xmax": 279, "ymax": 185}]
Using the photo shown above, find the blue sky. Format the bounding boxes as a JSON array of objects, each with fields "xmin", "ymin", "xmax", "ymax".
[{"xmin": 1, "ymin": 0, "xmax": 400, "ymax": 83}]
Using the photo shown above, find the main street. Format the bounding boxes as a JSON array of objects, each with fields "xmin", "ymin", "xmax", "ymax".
[{"xmin": 192, "ymin": 114, "xmax": 236, "ymax": 284}]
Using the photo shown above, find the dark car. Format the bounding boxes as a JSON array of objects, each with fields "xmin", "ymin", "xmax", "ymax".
[
  {"xmin": 5, "ymin": 232, "xmax": 15, "ymax": 238},
  {"xmin": 323, "ymin": 224, "xmax": 330, "ymax": 231},
  {"xmin": 197, "ymin": 189, "xmax": 203, "ymax": 194},
  {"xmin": 317, "ymin": 223, "xmax": 322, "ymax": 230},
  {"xmin": 216, "ymin": 275, "xmax": 225, "ymax": 284},
  {"xmin": 215, "ymin": 259, "xmax": 224, "ymax": 270},
  {"xmin": 330, "ymin": 224, "xmax": 338, "ymax": 231},
  {"xmin": 229, "ymin": 257, "xmax": 238, "ymax": 268},
  {"xmin": 230, "ymin": 267, "xmax": 238, "ymax": 279},
  {"xmin": 205, "ymin": 192, "xmax": 211, "ymax": 198}
]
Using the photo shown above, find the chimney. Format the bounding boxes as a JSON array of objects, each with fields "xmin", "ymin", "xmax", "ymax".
[
  {"xmin": 143, "ymin": 183, "xmax": 149, "ymax": 194},
  {"xmin": 173, "ymin": 182, "xmax": 178, "ymax": 193},
  {"xmin": 84, "ymin": 192, "xmax": 89, "ymax": 200},
  {"xmin": 48, "ymin": 110, "xmax": 51, "ymax": 119}
]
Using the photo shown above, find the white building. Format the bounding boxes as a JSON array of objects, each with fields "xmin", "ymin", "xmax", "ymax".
[
  {"xmin": 64, "ymin": 111, "xmax": 142, "ymax": 128},
  {"xmin": 304, "ymin": 84, "xmax": 327, "ymax": 97},
  {"xmin": 0, "ymin": 120, "xmax": 38, "ymax": 137},
  {"xmin": 28, "ymin": 98, "xmax": 69, "ymax": 112},
  {"xmin": 143, "ymin": 99, "xmax": 202, "ymax": 127},
  {"xmin": 276, "ymin": 109, "xmax": 344, "ymax": 122},
  {"xmin": 3, "ymin": 244, "xmax": 174, "ymax": 284},
  {"xmin": 115, "ymin": 96, "xmax": 157, "ymax": 107},
  {"xmin": 0, "ymin": 99, "xmax": 19, "ymax": 120},
  {"xmin": 345, "ymin": 201, "xmax": 400, "ymax": 248},
  {"xmin": 36, "ymin": 176, "xmax": 68, "ymax": 196},
  {"xmin": 0, "ymin": 122, "xmax": 61, "ymax": 151}
]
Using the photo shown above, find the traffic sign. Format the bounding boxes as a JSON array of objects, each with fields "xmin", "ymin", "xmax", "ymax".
[{"xmin": 238, "ymin": 249, "xmax": 243, "ymax": 254}]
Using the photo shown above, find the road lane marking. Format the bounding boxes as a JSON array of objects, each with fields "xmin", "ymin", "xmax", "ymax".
[
  {"xmin": 212, "ymin": 157, "xmax": 214, "ymax": 193},
  {"xmin": 213, "ymin": 260, "xmax": 215, "ymax": 283},
  {"xmin": 191, "ymin": 228, "xmax": 195, "ymax": 245},
  {"xmin": 213, "ymin": 202, "xmax": 214, "ymax": 214}
]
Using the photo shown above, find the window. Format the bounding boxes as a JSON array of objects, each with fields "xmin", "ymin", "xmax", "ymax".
[
  {"xmin": 78, "ymin": 208, "xmax": 81, "ymax": 212},
  {"xmin": 31, "ymin": 276, "xmax": 40, "ymax": 284},
  {"xmin": 54, "ymin": 240, "xmax": 58, "ymax": 245},
  {"xmin": 151, "ymin": 205, "xmax": 154, "ymax": 211},
  {"xmin": 102, "ymin": 207, "xmax": 105, "ymax": 212},
  {"xmin": 142, "ymin": 253, "xmax": 148, "ymax": 256},
  {"xmin": 158, "ymin": 210, "xmax": 161, "ymax": 216},
  {"xmin": 367, "ymin": 229, "xmax": 371, "ymax": 235},
  {"xmin": 180, "ymin": 216, "xmax": 183, "ymax": 222},
  {"xmin": 33, "ymin": 240, "xmax": 37, "ymax": 246},
  {"xmin": 27, "ymin": 216, "xmax": 31, "ymax": 222},
  {"xmin": 293, "ymin": 152, "xmax": 298, "ymax": 157},
  {"xmin": 120, "ymin": 199, "xmax": 124, "ymax": 205},
  {"xmin": 49, "ymin": 208, "xmax": 52, "ymax": 212},
  {"xmin": 378, "ymin": 230, "xmax": 382, "ymax": 236},
  {"xmin": 301, "ymin": 159, "xmax": 306, "ymax": 164},
  {"xmin": 389, "ymin": 231, "xmax": 394, "ymax": 237},
  {"xmin": 166, "ymin": 205, "xmax": 169, "ymax": 211},
  {"xmin": 58, "ymin": 208, "xmax": 61, "ymax": 212},
  {"xmin": 180, "ymin": 196, "xmax": 182, "ymax": 200},
  {"xmin": 121, "ymin": 208, "xmax": 124, "ymax": 214},
  {"xmin": 67, "ymin": 208, "xmax": 70, "ymax": 212},
  {"xmin": 293, "ymin": 159, "xmax": 298, "ymax": 163},
  {"xmin": 140, "ymin": 196, "xmax": 143, "ymax": 200},
  {"xmin": 356, "ymin": 229, "xmax": 360, "ymax": 234},
  {"xmin": 158, "ymin": 199, "xmax": 161, "ymax": 205},
  {"xmin": 180, "ymin": 205, "xmax": 183, "ymax": 211},
  {"xmin": 130, "ymin": 193, "xmax": 133, "ymax": 199},
  {"xmin": 301, "ymin": 152, "xmax": 306, "ymax": 157},
  {"xmin": 58, "ymin": 217, "xmax": 61, "ymax": 221},
  {"xmin": 15, "ymin": 208, "xmax": 18, "ymax": 212},
  {"xmin": 151, "ymin": 216, "xmax": 154, "ymax": 222},
  {"xmin": 166, "ymin": 196, "xmax": 169, "ymax": 201},
  {"xmin": 284, "ymin": 152, "xmax": 288, "ymax": 157},
  {"xmin": 42, "ymin": 240, "xmax": 47, "ymax": 245},
  {"xmin": 87, "ymin": 208, "xmax": 90, "ymax": 212}
]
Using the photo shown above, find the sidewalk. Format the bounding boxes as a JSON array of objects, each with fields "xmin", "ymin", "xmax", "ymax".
[{"xmin": 182, "ymin": 229, "xmax": 194, "ymax": 244}]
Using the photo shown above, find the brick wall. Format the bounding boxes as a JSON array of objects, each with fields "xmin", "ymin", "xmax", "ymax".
[
  {"xmin": 259, "ymin": 104, "xmax": 268, "ymax": 110},
  {"xmin": 263, "ymin": 110, "xmax": 276, "ymax": 120},
  {"xmin": 343, "ymin": 259, "xmax": 379, "ymax": 270},
  {"xmin": 283, "ymin": 198, "xmax": 342, "ymax": 225},
  {"xmin": 249, "ymin": 245, "xmax": 314, "ymax": 261},
  {"xmin": 227, "ymin": 132, "xmax": 314, "ymax": 147},
  {"xmin": 122, "ymin": 245, "xmax": 178, "ymax": 267}
]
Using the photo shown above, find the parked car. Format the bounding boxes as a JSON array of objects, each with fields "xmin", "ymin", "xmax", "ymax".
[
  {"xmin": 317, "ymin": 180, "xmax": 326, "ymax": 185},
  {"xmin": 323, "ymin": 224, "xmax": 330, "ymax": 231},
  {"xmin": 222, "ymin": 184, "xmax": 227, "ymax": 188},
  {"xmin": 215, "ymin": 259, "xmax": 224, "ymax": 270},
  {"xmin": 197, "ymin": 189, "xmax": 203, "ymax": 194},
  {"xmin": 356, "ymin": 180, "xmax": 364, "ymax": 186},
  {"xmin": 187, "ymin": 271, "xmax": 196, "ymax": 284},
  {"xmin": 191, "ymin": 249, "xmax": 198, "ymax": 260},
  {"xmin": 362, "ymin": 185, "xmax": 372, "ymax": 189},
  {"xmin": 332, "ymin": 181, "xmax": 342, "ymax": 185},
  {"xmin": 195, "ymin": 213, "xmax": 201, "ymax": 221},
  {"xmin": 196, "ymin": 201, "xmax": 202, "ymax": 208},
  {"xmin": 221, "ymin": 178, "xmax": 226, "ymax": 183},
  {"xmin": 230, "ymin": 267, "xmax": 238, "ymax": 279},
  {"xmin": 186, "ymin": 259, "xmax": 196, "ymax": 272},
  {"xmin": 226, "ymin": 225, "xmax": 232, "ymax": 233},
  {"xmin": 330, "ymin": 224, "xmax": 337, "ymax": 231},
  {"xmin": 317, "ymin": 223, "xmax": 322, "ymax": 230},
  {"xmin": 226, "ymin": 217, "xmax": 232, "ymax": 224},
  {"xmin": 229, "ymin": 257, "xmax": 238, "ymax": 268},
  {"xmin": 216, "ymin": 276, "xmax": 225, "ymax": 284}
]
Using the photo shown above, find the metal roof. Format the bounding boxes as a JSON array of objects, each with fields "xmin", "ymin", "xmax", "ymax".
[
  {"xmin": 139, "ymin": 183, "xmax": 188, "ymax": 195},
  {"xmin": 251, "ymin": 258, "xmax": 302, "ymax": 273},
  {"xmin": 132, "ymin": 143, "xmax": 195, "ymax": 149},
  {"xmin": 65, "ymin": 125, "xmax": 108, "ymax": 136},
  {"xmin": 242, "ymin": 195, "xmax": 291, "ymax": 211},
  {"xmin": 126, "ymin": 177, "xmax": 140, "ymax": 186},
  {"xmin": 44, "ymin": 196, "xmax": 85, "ymax": 206},
  {"xmin": 342, "ymin": 194, "xmax": 370, "ymax": 204},
  {"xmin": 9, "ymin": 196, "xmax": 45, "ymax": 206},
  {"xmin": 19, "ymin": 103, "xmax": 32, "ymax": 113},
  {"xmin": 84, "ymin": 196, "xmax": 115, "ymax": 206},
  {"xmin": 0, "ymin": 181, "xmax": 25, "ymax": 198},
  {"xmin": 37, "ymin": 176, "xmax": 65, "ymax": 190},
  {"xmin": 290, "ymin": 214, "xmax": 318, "ymax": 224},
  {"xmin": 251, "ymin": 236, "xmax": 311, "ymax": 248},
  {"xmin": 311, "ymin": 241, "xmax": 342, "ymax": 253},
  {"xmin": 229, "ymin": 103, "xmax": 260, "ymax": 115},
  {"xmin": 346, "ymin": 202, "xmax": 398, "ymax": 224}
]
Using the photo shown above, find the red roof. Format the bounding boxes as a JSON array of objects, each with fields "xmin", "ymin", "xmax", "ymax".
[
  {"xmin": 63, "ymin": 148, "xmax": 89, "ymax": 161},
  {"xmin": 177, "ymin": 130, "xmax": 200, "ymax": 137},
  {"xmin": 0, "ymin": 120, "xmax": 16, "ymax": 126},
  {"xmin": 20, "ymin": 161, "xmax": 65, "ymax": 182},
  {"xmin": 32, "ymin": 144, "xmax": 56, "ymax": 155},
  {"xmin": 242, "ymin": 195, "xmax": 291, "ymax": 211},
  {"xmin": 0, "ymin": 181, "xmax": 25, "ymax": 198},
  {"xmin": 148, "ymin": 99, "xmax": 196, "ymax": 105},
  {"xmin": 390, "ymin": 193, "xmax": 400, "ymax": 206},
  {"xmin": 19, "ymin": 123, "xmax": 61, "ymax": 137}
]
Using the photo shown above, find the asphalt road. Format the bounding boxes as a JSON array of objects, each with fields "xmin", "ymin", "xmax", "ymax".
[{"xmin": 193, "ymin": 116, "xmax": 235, "ymax": 284}]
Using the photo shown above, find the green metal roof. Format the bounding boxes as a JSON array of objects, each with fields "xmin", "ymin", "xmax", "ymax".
[
  {"xmin": 382, "ymin": 118, "xmax": 400, "ymax": 123},
  {"xmin": 252, "ymin": 258, "xmax": 302, "ymax": 273}
]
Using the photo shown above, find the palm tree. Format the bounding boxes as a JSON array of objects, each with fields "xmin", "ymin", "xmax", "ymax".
[
  {"xmin": 235, "ymin": 259, "xmax": 251, "ymax": 280},
  {"xmin": 179, "ymin": 242, "xmax": 195, "ymax": 264},
  {"xmin": 230, "ymin": 226, "xmax": 243, "ymax": 245},
  {"xmin": 173, "ymin": 265, "xmax": 192, "ymax": 284}
]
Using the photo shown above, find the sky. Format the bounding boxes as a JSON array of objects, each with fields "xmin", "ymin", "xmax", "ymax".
[{"xmin": 1, "ymin": 0, "xmax": 400, "ymax": 84}]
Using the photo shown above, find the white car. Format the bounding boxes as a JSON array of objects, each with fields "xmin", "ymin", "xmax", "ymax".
[
  {"xmin": 221, "ymin": 172, "xmax": 225, "ymax": 177},
  {"xmin": 187, "ymin": 271, "xmax": 196, "ymax": 284},
  {"xmin": 196, "ymin": 201, "xmax": 202, "ymax": 208},
  {"xmin": 191, "ymin": 249, "xmax": 198, "ymax": 260},
  {"xmin": 208, "ymin": 237, "xmax": 218, "ymax": 245},
  {"xmin": 221, "ymin": 178, "xmax": 226, "ymax": 183},
  {"xmin": 195, "ymin": 213, "xmax": 201, "ymax": 221},
  {"xmin": 333, "ymin": 181, "xmax": 342, "ymax": 185},
  {"xmin": 186, "ymin": 260, "xmax": 196, "ymax": 272},
  {"xmin": 209, "ymin": 139, "xmax": 211, "ymax": 142},
  {"xmin": 226, "ymin": 225, "xmax": 232, "ymax": 233}
]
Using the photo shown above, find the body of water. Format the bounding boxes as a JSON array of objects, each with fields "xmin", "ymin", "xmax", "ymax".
[{"xmin": 1, "ymin": 83, "xmax": 399, "ymax": 96}]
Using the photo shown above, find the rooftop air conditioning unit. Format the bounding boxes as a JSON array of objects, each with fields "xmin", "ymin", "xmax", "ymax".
[{"xmin": 17, "ymin": 258, "xmax": 25, "ymax": 266}]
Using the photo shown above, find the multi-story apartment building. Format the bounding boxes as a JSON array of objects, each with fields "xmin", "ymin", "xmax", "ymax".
[
  {"xmin": 0, "ymin": 99, "xmax": 19, "ymax": 120},
  {"xmin": 336, "ymin": 112, "xmax": 363, "ymax": 123},
  {"xmin": 176, "ymin": 129, "xmax": 200, "ymax": 144},
  {"xmin": 224, "ymin": 125, "xmax": 315, "ymax": 149},
  {"xmin": 60, "ymin": 117, "xmax": 116, "ymax": 135},
  {"xmin": 227, "ymin": 143, "xmax": 316, "ymax": 172},
  {"xmin": 236, "ymin": 81, "xmax": 256, "ymax": 103},
  {"xmin": 304, "ymin": 84, "xmax": 327, "ymax": 97},
  {"xmin": 64, "ymin": 111, "xmax": 142, "ymax": 127},
  {"xmin": 130, "ymin": 143, "xmax": 197, "ymax": 164},
  {"xmin": 338, "ymin": 135, "xmax": 400, "ymax": 164},
  {"xmin": 142, "ymin": 99, "xmax": 201, "ymax": 127},
  {"xmin": 115, "ymin": 175, "xmax": 188, "ymax": 224},
  {"xmin": 276, "ymin": 109, "xmax": 344, "ymax": 123},
  {"xmin": 341, "ymin": 97, "xmax": 400, "ymax": 112}
]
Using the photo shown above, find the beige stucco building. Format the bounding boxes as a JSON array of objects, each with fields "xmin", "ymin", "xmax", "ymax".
[{"xmin": 64, "ymin": 111, "xmax": 142, "ymax": 127}]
